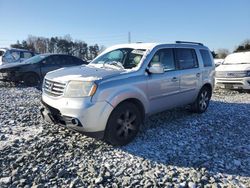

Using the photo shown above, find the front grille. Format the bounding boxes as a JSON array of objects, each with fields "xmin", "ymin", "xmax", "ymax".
[
  {"xmin": 216, "ymin": 71, "xmax": 246, "ymax": 78},
  {"xmin": 43, "ymin": 79, "xmax": 66, "ymax": 97}
]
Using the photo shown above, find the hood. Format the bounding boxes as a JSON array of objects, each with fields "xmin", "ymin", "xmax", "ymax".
[
  {"xmin": 0, "ymin": 61, "xmax": 30, "ymax": 70},
  {"xmin": 45, "ymin": 65, "xmax": 126, "ymax": 83},
  {"xmin": 216, "ymin": 63, "xmax": 250, "ymax": 72}
]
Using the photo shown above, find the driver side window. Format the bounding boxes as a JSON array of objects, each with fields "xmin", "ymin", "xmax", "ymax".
[{"xmin": 150, "ymin": 48, "xmax": 176, "ymax": 71}]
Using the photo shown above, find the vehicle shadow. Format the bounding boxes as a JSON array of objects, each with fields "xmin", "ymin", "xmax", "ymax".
[{"xmin": 121, "ymin": 100, "xmax": 250, "ymax": 177}]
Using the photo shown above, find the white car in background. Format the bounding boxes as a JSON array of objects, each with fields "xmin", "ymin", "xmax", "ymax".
[{"xmin": 215, "ymin": 51, "xmax": 250, "ymax": 90}]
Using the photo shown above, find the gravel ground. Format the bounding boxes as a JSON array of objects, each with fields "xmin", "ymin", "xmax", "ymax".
[{"xmin": 0, "ymin": 84, "xmax": 249, "ymax": 188}]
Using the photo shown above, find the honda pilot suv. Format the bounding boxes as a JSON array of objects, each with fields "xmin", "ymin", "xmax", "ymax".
[{"xmin": 40, "ymin": 41, "xmax": 215, "ymax": 145}]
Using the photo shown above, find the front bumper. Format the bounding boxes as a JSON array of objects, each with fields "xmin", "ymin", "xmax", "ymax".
[
  {"xmin": 215, "ymin": 77, "xmax": 250, "ymax": 90},
  {"xmin": 40, "ymin": 94, "xmax": 114, "ymax": 139}
]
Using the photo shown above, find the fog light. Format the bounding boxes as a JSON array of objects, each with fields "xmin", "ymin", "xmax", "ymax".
[{"xmin": 71, "ymin": 118, "xmax": 79, "ymax": 126}]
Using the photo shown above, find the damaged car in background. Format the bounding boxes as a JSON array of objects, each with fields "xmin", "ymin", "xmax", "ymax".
[{"xmin": 0, "ymin": 54, "xmax": 87, "ymax": 86}]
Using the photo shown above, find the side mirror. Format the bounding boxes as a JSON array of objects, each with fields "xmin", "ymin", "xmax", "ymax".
[{"xmin": 148, "ymin": 63, "xmax": 164, "ymax": 74}]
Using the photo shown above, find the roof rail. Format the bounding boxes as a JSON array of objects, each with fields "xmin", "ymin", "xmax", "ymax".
[{"xmin": 176, "ymin": 41, "xmax": 204, "ymax": 46}]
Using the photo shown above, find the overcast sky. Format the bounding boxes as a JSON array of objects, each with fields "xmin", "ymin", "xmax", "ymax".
[{"xmin": 0, "ymin": 0, "xmax": 249, "ymax": 51}]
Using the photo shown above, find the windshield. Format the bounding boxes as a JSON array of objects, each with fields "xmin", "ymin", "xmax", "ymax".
[
  {"xmin": 90, "ymin": 48, "xmax": 146, "ymax": 69},
  {"xmin": 22, "ymin": 54, "xmax": 48, "ymax": 64}
]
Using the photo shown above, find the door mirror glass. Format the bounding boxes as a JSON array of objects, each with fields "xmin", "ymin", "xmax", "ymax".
[{"xmin": 148, "ymin": 63, "xmax": 164, "ymax": 74}]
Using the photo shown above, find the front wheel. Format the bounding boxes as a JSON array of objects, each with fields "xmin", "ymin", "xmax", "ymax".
[
  {"xmin": 104, "ymin": 102, "xmax": 142, "ymax": 146},
  {"xmin": 191, "ymin": 86, "xmax": 212, "ymax": 113}
]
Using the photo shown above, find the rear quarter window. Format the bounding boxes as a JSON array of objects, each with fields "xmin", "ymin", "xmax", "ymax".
[{"xmin": 200, "ymin": 49, "xmax": 213, "ymax": 67}]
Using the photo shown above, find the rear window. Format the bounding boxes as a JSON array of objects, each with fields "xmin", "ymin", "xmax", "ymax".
[{"xmin": 200, "ymin": 49, "xmax": 213, "ymax": 67}]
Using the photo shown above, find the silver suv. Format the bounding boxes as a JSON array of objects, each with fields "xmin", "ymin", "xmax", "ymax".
[{"xmin": 40, "ymin": 41, "xmax": 215, "ymax": 145}]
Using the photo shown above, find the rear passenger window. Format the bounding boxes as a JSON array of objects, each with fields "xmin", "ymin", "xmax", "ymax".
[
  {"xmin": 200, "ymin": 49, "xmax": 213, "ymax": 67},
  {"xmin": 61, "ymin": 56, "xmax": 80, "ymax": 65},
  {"xmin": 58, "ymin": 56, "xmax": 69, "ymax": 65},
  {"xmin": 175, "ymin": 48, "xmax": 198, "ymax": 69},
  {"xmin": 150, "ymin": 48, "xmax": 176, "ymax": 71},
  {"xmin": 46, "ymin": 56, "xmax": 61, "ymax": 65}
]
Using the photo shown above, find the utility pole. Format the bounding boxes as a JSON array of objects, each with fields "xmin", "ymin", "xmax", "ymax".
[{"xmin": 128, "ymin": 32, "xmax": 131, "ymax": 43}]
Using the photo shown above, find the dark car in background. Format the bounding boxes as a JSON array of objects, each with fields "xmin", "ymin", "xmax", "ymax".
[
  {"xmin": 0, "ymin": 54, "xmax": 87, "ymax": 86},
  {"xmin": 0, "ymin": 48, "xmax": 35, "ymax": 65}
]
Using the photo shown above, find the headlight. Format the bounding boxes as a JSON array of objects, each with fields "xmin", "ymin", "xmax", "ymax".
[
  {"xmin": 246, "ymin": 71, "xmax": 250, "ymax": 77},
  {"xmin": 64, "ymin": 81, "xmax": 97, "ymax": 98}
]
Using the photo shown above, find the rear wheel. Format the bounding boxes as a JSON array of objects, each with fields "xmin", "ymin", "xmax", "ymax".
[
  {"xmin": 23, "ymin": 73, "xmax": 40, "ymax": 87},
  {"xmin": 191, "ymin": 86, "xmax": 212, "ymax": 113},
  {"xmin": 104, "ymin": 102, "xmax": 142, "ymax": 146}
]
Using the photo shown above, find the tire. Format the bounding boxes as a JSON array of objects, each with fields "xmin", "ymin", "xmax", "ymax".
[
  {"xmin": 104, "ymin": 102, "xmax": 142, "ymax": 146},
  {"xmin": 191, "ymin": 86, "xmax": 212, "ymax": 113},
  {"xmin": 23, "ymin": 73, "xmax": 40, "ymax": 87}
]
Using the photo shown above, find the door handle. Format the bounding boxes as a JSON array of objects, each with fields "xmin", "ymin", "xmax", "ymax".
[
  {"xmin": 196, "ymin": 73, "xmax": 201, "ymax": 78},
  {"xmin": 171, "ymin": 77, "xmax": 178, "ymax": 82}
]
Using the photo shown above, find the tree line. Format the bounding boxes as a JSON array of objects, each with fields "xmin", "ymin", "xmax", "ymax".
[
  {"xmin": 11, "ymin": 36, "xmax": 250, "ymax": 60},
  {"xmin": 11, "ymin": 35, "xmax": 104, "ymax": 60}
]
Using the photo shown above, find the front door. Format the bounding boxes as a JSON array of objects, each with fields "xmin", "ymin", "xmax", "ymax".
[{"xmin": 147, "ymin": 48, "xmax": 181, "ymax": 114}]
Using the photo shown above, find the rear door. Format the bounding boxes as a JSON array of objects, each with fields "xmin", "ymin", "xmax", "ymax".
[{"xmin": 175, "ymin": 48, "xmax": 201, "ymax": 104}]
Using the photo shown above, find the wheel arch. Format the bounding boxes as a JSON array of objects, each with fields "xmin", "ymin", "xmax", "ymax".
[
  {"xmin": 104, "ymin": 87, "xmax": 149, "ymax": 120},
  {"xmin": 201, "ymin": 83, "xmax": 213, "ymax": 94},
  {"xmin": 114, "ymin": 98, "xmax": 146, "ymax": 121}
]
